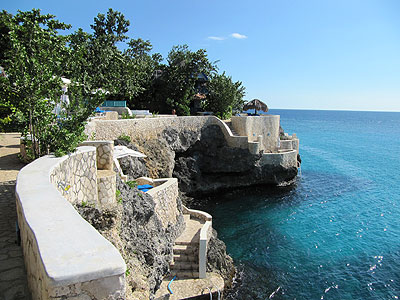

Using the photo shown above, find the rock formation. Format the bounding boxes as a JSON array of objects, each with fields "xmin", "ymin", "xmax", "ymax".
[
  {"xmin": 207, "ymin": 229, "xmax": 236, "ymax": 288},
  {"xmin": 75, "ymin": 176, "xmax": 184, "ymax": 299},
  {"xmin": 84, "ymin": 122, "xmax": 299, "ymax": 298},
  {"xmin": 123, "ymin": 124, "xmax": 297, "ymax": 196}
]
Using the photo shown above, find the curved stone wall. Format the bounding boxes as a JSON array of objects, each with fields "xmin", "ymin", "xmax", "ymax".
[
  {"xmin": 85, "ymin": 116, "xmax": 298, "ymax": 171},
  {"xmin": 136, "ymin": 177, "xmax": 180, "ymax": 229},
  {"xmin": 16, "ymin": 146, "xmax": 126, "ymax": 299},
  {"xmin": 49, "ymin": 147, "xmax": 98, "ymax": 206},
  {"xmin": 261, "ymin": 149, "xmax": 298, "ymax": 168},
  {"xmin": 85, "ymin": 116, "xmax": 257, "ymax": 151},
  {"xmin": 231, "ymin": 115, "xmax": 281, "ymax": 152},
  {"xmin": 182, "ymin": 206, "xmax": 213, "ymax": 279}
]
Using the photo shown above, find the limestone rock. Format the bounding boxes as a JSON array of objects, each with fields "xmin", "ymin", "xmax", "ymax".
[
  {"xmin": 207, "ymin": 229, "xmax": 235, "ymax": 288},
  {"xmin": 117, "ymin": 177, "xmax": 184, "ymax": 297},
  {"xmin": 172, "ymin": 125, "xmax": 297, "ymax": 196},
  {"xmin": 74, "ymin": 176, "xmax": 185, "ymax": 299},
  {"xmin": 117, "ymin": 125, "xmax": 297, "ymax": 195}
]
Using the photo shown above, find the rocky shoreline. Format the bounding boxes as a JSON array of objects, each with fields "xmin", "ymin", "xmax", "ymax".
[
  {"xmin": 75, "ymin": 176, "xmax": 235, "ymax": 299},
  {"xmin": 117, "ymin": 124, "xmax": 298, "ymax": 196},
  {"xmin": 75, "ymin": 122, "xmax": 298, "ymax": 299}
]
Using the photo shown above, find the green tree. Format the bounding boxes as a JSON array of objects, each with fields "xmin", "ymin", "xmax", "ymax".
[
  {"xmin": 0, "ymin": 9, "xmax": 71, "ymax": 157},
  {"xmin": 204, "ymin": 72, "xmax": 246, "ymax": 119},
  {"xmin": 164, "ymin": 45, "xmax": 217, "ymax": 115},
  {"xmin": 135, "ymin": 45, "xmax": 217, "ymax": 115},
  {"xmin": 122, "ymin": 38, "xmax": 162, "ymax": 103},
  {"xmin": 0, "ymin": 9, "xmax": 107, "ymax": 157},
  {"xmin": 125, "ymin": 38, "xmax": 163, "ymax": 111},
  {"xmin": 0, "ymin": 11, "xmax": 12, "ymax": 63},
  {"xmin": 65, "ymin": 9, "xmax": 157, "ymax": 103}
]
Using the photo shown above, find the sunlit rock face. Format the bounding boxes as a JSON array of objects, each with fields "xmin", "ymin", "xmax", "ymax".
[{"xmin": 120, "ymin": 124, "xmax": 297, "ymax": 196}]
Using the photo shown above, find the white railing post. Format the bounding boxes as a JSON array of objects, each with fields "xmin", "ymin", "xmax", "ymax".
[{"xmin": 199, "ymin": 236, "xmax": 207, "ymax": 279}]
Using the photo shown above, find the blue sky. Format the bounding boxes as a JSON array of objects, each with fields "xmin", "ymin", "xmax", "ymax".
[{"xmin": 4, "ymin": 0, "xmax": 400, "ymax": 111}]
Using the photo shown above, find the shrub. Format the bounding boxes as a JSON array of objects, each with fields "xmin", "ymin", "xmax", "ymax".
[{"xmin": 118, "ymin": 134, "xmax": 131, "ymax": 144}]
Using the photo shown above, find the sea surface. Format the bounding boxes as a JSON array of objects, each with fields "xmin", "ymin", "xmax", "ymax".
[{"xmin": 203, "ymin": 109, "xmax": 400, "ymax": 299}]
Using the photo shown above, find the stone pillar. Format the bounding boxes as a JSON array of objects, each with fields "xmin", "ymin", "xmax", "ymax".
[
  {"xmin": 79, "ymin": 141, "xmax": 114, "ymax": 170},
  {"xmin": 97, "ymin": 170, "xmax": 116, "ymax": 205},
  {"xmin": 248, "ymin": 142, "xmax": 260, "ymax": 155}
]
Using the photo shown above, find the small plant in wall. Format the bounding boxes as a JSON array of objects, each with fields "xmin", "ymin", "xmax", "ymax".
[
  {"xmin": 116, "ymin": 189, "xmax": 122, "ymax": 204},
  {"xmin": 89, "ymin": 132, "xmax": 96, "ymax": 141},
  {"xmin": 118, "ymin": 134, "xmax": 131, "ymax": 144},
  {"xmin": 121, "ymin": 112, "xmax": 136, "ymax": 119},
  {"xmin": 126, "ymin": 180, "xmax": 137, "ymax": 189}
]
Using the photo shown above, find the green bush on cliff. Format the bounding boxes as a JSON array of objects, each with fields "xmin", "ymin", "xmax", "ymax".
[{"xmin": 204, "ymin": 72, "xmax": 246, "ymax": 119}]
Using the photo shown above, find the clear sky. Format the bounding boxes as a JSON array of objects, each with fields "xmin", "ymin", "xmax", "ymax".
[{"xmin": 3, "ymin": 0, "xmax": 400, "ymax": 111}]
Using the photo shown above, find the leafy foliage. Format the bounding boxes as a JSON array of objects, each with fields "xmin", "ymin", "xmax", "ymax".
[
  {"xmin": 65, "ymin": 10, "xmax": 159, "ymax": 103},
  {"xmin": 126, "ymin": 180, "xmax": 137, "ymax": 189},
  {"xmin": 0, "ymin": 8, "xmax": 248, "ymax": 159},
  {"xmin": 118, "ymin": 134, "xmax": 131, "ymax": 144},
  {"xmin": 0, "ymin": 9, "xmax": 72, "ymax": 157},
  {"xmin": 132, "ymin": 45, "xmax": 217, "ymax": 115},
  {"xmin": 0, "ymin": 9, "xmax": 106, "ymax": 157},
  {"xmin": 204, "ymin": 72, "xmax": 246, "ymax": 119}
]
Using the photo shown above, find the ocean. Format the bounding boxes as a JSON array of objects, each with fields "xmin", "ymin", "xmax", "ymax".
[{"xmin": 203, "ymin": 109, "xmax": 400, "ymax": 299}]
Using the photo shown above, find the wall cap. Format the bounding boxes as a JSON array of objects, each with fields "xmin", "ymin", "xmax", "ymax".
[{"xmin": 16, "ymin": 147, "xmax": 126, "ymax": 287}]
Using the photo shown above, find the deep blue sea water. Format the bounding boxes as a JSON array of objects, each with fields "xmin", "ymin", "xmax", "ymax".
[{"xmin": 204, "ymin": 110, "xmax": 400, "ymax": 299}]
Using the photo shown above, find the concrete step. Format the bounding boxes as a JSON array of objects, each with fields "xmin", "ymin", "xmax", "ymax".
[
  {"xmin": 175, "ymin": 240, "xmax": 199, "ymax": 246},
  {"xmin": 170, "ymin": 261, "xmax": 199, "ymax": 271},
  {"xmin": 170, "ymin": 270, "xmax": 199, "ymax": 279},
  {"xmin": 224, "ymin": 121, "xmax": 240, "ymax": 135},
  {"xmin": 173, "ymin": 253, "xmax": 197, "ymax": 262},
  {"xmin": 173, "ymin": 244, "xmax": 197, "ymax": 255}
]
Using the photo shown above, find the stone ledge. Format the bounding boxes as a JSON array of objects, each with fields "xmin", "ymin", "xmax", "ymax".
[
  {"xmin": 16, "ymin": 147, "xmax": 126, "ymax": 297},
  {"xmin": 260, "ymin": 149, "xmax": 297, "ymax": 168}
]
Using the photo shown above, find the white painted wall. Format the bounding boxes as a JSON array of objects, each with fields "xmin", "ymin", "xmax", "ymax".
[
  {"xmin": 231, "ymin": 115, "xmax": 281, "ymax": 152},
  {"xmin": 16, "ymin": 147, "xmax": 126, "ymax": 299}
]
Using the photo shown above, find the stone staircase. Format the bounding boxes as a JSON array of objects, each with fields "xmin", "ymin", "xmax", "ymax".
[
  {"xmin": 170, "ymin": 214, "xmax": 204, "ymax": 278},
  {"xmin": 224, "ymin": 120, "xmax": 239, "ymax": 136}
]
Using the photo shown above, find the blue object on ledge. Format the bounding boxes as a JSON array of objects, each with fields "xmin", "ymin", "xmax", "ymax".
[
  {"xmin": 95, "ymin": 107, "xmax": 105, "ymax": 113},
  {"xmin": 137, "ymin": 184, "xmax": 153, "ymax": 192}
]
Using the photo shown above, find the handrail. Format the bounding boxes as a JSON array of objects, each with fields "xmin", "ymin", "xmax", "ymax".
[
  {"xmin": 207, "ymin": 287, "xmax": 212, "ymax": 300},
  {"xmin": 183, "ymin": 205, "xmax": 213, "ymax": 279},
  {"xmin": 182, "ymin": 206, "xmax": 212, "ymax": 221},
  {"xmin": 167, "ymin": 275, "xmax": 176, "ymax": 294},
  {"xmin": 213, "ymin": 285, "xmax": 221, "ymax": 300}
]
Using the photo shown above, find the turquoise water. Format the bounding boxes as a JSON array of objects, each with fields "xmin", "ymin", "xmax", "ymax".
[{"xmin": 205, "ymin": 110, "xmax": 400, "ymax": 299}]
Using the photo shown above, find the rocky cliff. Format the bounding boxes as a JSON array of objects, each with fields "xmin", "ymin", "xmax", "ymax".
[
  {"xmin": 104, "ymin": 123, "xmax": 298, "ymax": 297},
  {"xmin": 118, "ymin": 124, "xmax": 298, "ymax": 196},
  {"xmin": 75, "ymin": 176, "xmax": 234, "ymax": 299},
  {"xmin": 75, "ymin": 175, "xmax": 184, "ymax": 299}
]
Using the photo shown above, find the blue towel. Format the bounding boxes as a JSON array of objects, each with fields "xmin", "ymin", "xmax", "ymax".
[
  {"xmin": 137, "ymin": 184, "xmax": 153, "ymax": 191},
  {"xmin": 95, "ymin": 107, "xmax": 105, "ymax": 113}
]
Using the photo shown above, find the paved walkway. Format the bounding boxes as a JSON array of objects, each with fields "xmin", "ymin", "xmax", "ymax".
[
  {"xmin": 155, "ymin": 272, "xmax": 224, "ymax": 300},
  {"xmin": 0, "ymin": 134, "xmax": 31, "ymax": 300}
]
